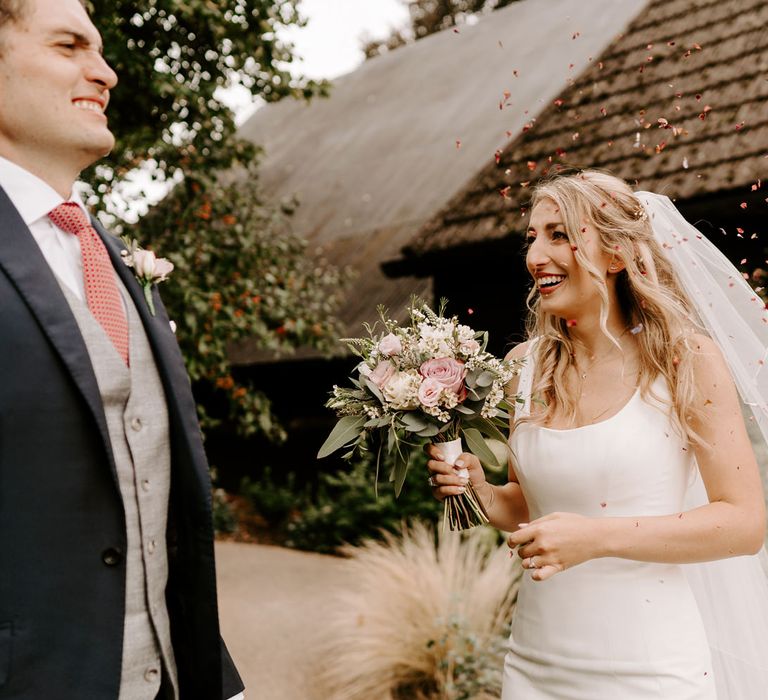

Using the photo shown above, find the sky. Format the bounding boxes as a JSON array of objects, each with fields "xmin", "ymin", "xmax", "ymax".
[{"xmin": 226, "ymin": 0, "xmax": 410, "ymax": 124}]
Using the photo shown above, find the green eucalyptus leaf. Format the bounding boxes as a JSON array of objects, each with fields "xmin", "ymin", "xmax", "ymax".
[
  {"xmin": 317, "ymin": 415, "xmax": 366, "ymax": 459},
  {"xmin": 462, "ymin": 427, "xmax": 502, "ymax": 468},
  {"xmin": 400, "ymin": 412, "xmax": 429, "ymax": 431},
  {"xmin": 392, "ymin": 455, "xmax": 409, "ymax": 497},
  {"xmin": 387, "ymin": 424, "xmax": 398, "ymax": 454},
  {"xmin": 363, "ymin": 377, "xmax": 386, "ymax": 404},
  {"xmin": 476, "ymin": 371, "xmax": 495, "ymax": 388},
  {"xmin": 453, "ymin": 404, "xmax": 475, "ymax": 415}
]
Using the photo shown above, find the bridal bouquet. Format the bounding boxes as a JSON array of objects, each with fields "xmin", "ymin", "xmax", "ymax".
[{"xmin": 318, "ymin": 299, "xmax": 521, "ymax": 530}]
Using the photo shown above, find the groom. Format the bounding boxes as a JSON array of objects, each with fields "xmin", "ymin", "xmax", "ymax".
[{"xmin": 0, "ymin": 0, "xmax": 244, "ymax": 698}]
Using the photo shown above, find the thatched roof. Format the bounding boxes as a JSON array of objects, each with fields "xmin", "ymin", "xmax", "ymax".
[
  {"xmin": 233, "ymin": 0, "xmax": 647, "ymax": 362},
  {"xmin": 395, "ymin": 0, "xmax": 767, "ymax": 265}
]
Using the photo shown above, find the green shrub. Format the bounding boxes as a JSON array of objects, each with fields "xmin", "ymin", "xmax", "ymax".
[
  {"xmin": 284, "ymin": 451, "xmax": 443, "ymax": 554},
  {"xmin": 240, "ymin": 467, "xmax": 307, "ymax": 527},
  {"xmin": 212, "ymin": 487, "xmax": 238, "ymax": 534}
]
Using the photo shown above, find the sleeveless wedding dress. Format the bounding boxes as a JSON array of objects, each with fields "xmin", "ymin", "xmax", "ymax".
[{"xmin": 502, "ymin": 348, "xmax": 725, "ymax": 699}]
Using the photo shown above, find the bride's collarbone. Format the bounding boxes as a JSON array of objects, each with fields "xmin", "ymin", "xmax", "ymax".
[{"xmin": 534, "ymin": 369, "xmax": 640, "ymax": 429}]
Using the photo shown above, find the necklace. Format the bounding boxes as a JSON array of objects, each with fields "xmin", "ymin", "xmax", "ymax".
[
  {"xmin": 571, "ymin": 328, "xmax": 638, "ymax": 425},
  {"xmin": 572, "ymin": 326, "xmax": 631, "ymax": 381}
]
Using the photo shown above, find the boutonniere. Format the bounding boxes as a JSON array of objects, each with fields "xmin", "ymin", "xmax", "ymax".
[{"xmin": 120, "ymin": 237, "xmax": 174, "ymax": 316}]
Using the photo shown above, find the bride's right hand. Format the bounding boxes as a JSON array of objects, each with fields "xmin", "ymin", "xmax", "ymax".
[{"xmin": 425, "ymin": 444, "xmax": 487, "ymax": 501}]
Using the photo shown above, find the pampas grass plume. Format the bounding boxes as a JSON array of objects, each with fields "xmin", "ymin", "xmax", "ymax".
[{"xmin": 316, "ymin": 522, "xmax": 521, "ymax": 700}]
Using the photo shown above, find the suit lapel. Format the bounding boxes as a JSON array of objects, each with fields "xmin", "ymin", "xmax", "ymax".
[{"xmin": 0, "ymin": 187, "xmax": 115, "ymax": 471}]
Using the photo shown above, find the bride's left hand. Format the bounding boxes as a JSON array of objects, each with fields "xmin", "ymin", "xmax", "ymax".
[{"xmin": 508, "ymin": 512, "xmax": 599, "ymax": 581}]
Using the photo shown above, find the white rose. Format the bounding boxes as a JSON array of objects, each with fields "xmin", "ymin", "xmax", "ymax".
[{"xmin": 382, "ymin": 370, "xmax": 420, "ymax": 409}]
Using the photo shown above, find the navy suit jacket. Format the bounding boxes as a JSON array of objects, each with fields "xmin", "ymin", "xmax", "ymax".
[{"xmin": 0, "ymin": 187, "xmax": 243, "ymax": 698}]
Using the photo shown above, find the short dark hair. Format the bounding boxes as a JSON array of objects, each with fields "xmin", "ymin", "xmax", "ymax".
[
  {"xmin": 0, "ymin": 0, "xmax": 29, "ymax": 32},
  {"xmin": 0, "ymin": 0, "xmax": 88, "ymax": 33}
]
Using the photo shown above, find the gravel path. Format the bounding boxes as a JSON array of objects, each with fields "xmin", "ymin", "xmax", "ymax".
[{"xmin": 215, "ymin": 541, "xmax": 351, "ymax": 700}]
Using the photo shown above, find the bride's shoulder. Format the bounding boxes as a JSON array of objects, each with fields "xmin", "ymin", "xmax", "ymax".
[
  {"xmin": 685, "ymin": 333, "xmax": 731, "ymax": 387},
  {"xmin": 504, "ymin": 339, "xmax": 535, "ymax": 396},
  {"xmin": 504, "ymin": 338, "xmax": 536, "ymax": 362}
]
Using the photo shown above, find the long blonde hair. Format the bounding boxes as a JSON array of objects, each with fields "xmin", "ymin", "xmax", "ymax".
[{"xmin": 521, "ymin": 169, "xmax": 704, "ymax": 444}]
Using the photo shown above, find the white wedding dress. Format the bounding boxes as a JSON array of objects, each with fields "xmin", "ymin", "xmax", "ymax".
[{"xmin": 502, "ymin": 347, "xmax": 768, "ymax": 699}]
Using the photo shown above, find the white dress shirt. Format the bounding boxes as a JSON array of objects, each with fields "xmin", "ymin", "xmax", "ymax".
[
  {"xmin": 0, "ymin": 156, "xmax": 89, "ymax": 301},
  {"xmin": 0, "ymin": 158, "xmax": 245, "ymax": 700}
]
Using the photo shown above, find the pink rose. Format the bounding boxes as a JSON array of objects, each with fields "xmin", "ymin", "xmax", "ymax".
[
  {"xmin": 369, "ymin": 360, "xmax": 395, "ymax": 388},
  {"xmin": 417, "ymin": 377, "xmax": 443, "ymax": 407},
  {"xmin": 378, "ymin": 333, "xmax": 402, "ymax": 356},
  {"xmin": 419, "ymin": 357, "xmax": 466, "ymax": 395}
]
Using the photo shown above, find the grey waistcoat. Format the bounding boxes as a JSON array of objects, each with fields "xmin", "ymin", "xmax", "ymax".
[{"xmin": 58, "ymin": 276, "xmax": 179, "ymax": 700}]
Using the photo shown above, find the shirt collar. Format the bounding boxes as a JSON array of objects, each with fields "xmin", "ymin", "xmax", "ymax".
[{"xmin": 0, "ymin": 155, "xmax": 90, "ymax": 226}]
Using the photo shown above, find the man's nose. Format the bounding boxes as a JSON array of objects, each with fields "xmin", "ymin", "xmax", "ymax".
[{"xmin": 85, "ymin": 52, "xmax": 118, "ymax": 91}]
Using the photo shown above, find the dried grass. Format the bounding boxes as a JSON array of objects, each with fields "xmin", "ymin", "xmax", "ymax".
[{"xmin": 314, "ymin": 521, "xmax": 522, "ymax": 700}]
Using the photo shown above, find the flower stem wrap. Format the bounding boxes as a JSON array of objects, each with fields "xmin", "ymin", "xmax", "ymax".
[{"xmin": 438, "ymin": 437, "xmax": 489, "ymax": 531}]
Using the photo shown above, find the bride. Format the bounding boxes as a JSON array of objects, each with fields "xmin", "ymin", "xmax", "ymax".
[{"xmin": 426, "ymin": 170, "xmax": 768, "ymax": 699}]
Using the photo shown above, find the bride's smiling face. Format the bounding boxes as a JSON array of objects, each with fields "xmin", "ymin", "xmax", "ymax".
[{"xmin": 526, "ymin": 198, "xmax": 615, "ymax": 320}]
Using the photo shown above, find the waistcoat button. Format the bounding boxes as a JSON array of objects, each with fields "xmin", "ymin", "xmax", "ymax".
[
  {"xmin": 144, "ymin": 667, "xmax": 160, "ymax": 683},
  {"xmin": 131, "ymin": 417, "xmax": 143, "ymax": 431},
  {"xmin": 101, "ymin": 547, "xmax": 123, "ymax": 566}
]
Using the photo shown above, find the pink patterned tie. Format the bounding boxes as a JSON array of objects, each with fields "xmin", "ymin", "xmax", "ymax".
[{"xmin": 48, "ymin": 202, "xmax": 130, "ymax": 365}]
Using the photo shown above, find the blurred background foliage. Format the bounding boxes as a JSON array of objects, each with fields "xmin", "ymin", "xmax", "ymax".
[
  {"xmin": 81, "ymin": 0, "xmax": 492, "ymax": 547},
  {"xmin": 81, "ymin": 1, "xmax": 351, "ymax": 440}
]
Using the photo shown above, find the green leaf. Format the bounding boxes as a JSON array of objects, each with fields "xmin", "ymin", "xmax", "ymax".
[
  {"xmin": 453, "ymin": 404, "xmax": 475, "ymax": 415},
  {"xmin": 415, "ymin": 424, "xmax": 440, "ymax": 438},
  {"xmin": 473, "ymin": 415, "xmax": 512, "ymax": 447},
  {"xmin": 400, "ymin": 412, "xmax": 429, "ymax": 431},
  {"xmin": 374, "ymin": 442, "xmax": 384, "ymax": 499},
  {"xmin": 476, "ymin": 371, "xmax": 495, "ymax": 388},
  {"xmin": 387, "ymin": 424, "xmax": 398, "ymax": 454},
  {"xmin": 317, "ymin": 415, "xmax": 366, "ymax": 459},
  {"xmin": 362, "ymin": 377, "xmax": 385, "ymax": 404},
  {"xmin": 462, "ymin": 427, "xmax": 502, "ymax": 468},
  {"xmin": 392, "ymin": 454, "xmax": 409, "ymax": 497},
  {"xmin": 466, "ymin": 384, "xmax": 491, "ymax": 401}
]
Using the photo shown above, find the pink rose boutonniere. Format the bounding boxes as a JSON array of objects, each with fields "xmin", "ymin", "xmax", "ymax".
[{"xmin": 120, "ymin": 237, "xmax": 174, "ymax": 316}]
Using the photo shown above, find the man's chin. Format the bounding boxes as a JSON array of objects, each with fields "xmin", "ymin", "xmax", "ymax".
[{"xmin": 82, "ymin": 131, "xmax": 116, "ymax": 160}]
